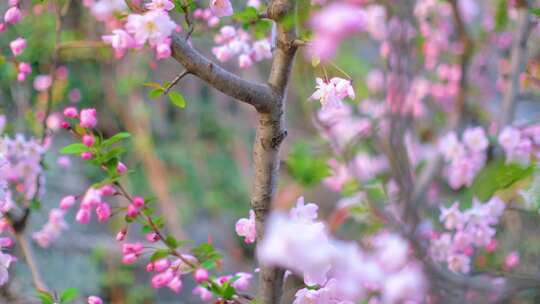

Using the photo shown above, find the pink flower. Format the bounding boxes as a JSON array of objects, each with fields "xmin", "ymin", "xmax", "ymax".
[
  {"xmin": 463, "ymin": 127, "xmax": 489, "ymax": 152},
  {"xmin": 82, "ymin": 135, "xmax": 95, "ymax": 147},
  {"xmin": 238, "ymin": 54, "xmax": 253, "ymax": 69},
  {"xmin": 145, "ymin": 0, "xmax": 175, "ymax": 11},
  {"xmin": 76, "ymin": 208, "xmax": 91, "ymax": 224},
  {"xmin": 167, "ymin": 276, "xmax": 182, "ymax": 293},
  {"xmin": 439, "ymin": 132, "xmax": 465, "ymax": 162},
  {"xmin": 289, "ymin": 197, "xmax": 318, "ymax": 223},
  {"xmin": 117, "ymin": 162, "xmax": 128, "ymax": 174},
  {"xmin": 152, "ymin": 270, "xmax": 174, "ymax": 288},
  {"xmin": 116, "ymin": 228, "xmax": 127, "ymax": 241},
  {"xmin": 9, "ymin": 37, "xmax": 26, "ymax": 56},
  {"xmin": 439, "ymin": 202, "xmax": 465, "ymax": 230},
  {"xmin": 0, "ymin": 252, "xmax": 13, "ymax": 286},
  {"xmin": 63, "ymin": 107, "xmax": 78, "ymax": 118},
  {"xmin": 366, "ymin": 69, "xmax": 385, "ymax": 93},
  {"xmin": 155, "ymin": 41, "xmax": 172, "ymax": 60},
  {"xmin": 33, "ymin": 75, "xmax": 53, "ymax": 92},
  {"xmin": 146, "ymin": 232, "xmax": 159, "ymax": 242},
  {"xmin": 194, "ymin": 268, "xmax": 209, "ymax": 283},
  {"xmin": 193, "ymin": 286, "xmax": 213, "ymax": 301},
  {"xmin": 210, "ymin": 0, "xmax": 233, "ymax": 17},
  {"xmin": 127, "ymin": 204, "xmax": 139, "ymax": 217},
  {"xmin": 79, "ymin": 108, "xmax": 97, "ymax": 128},
  {"xmin": 251, "ymin": 40, "xmax": 272, "ymax": 61},
  {"xmin": 310, "ymin": 77, "xmax": 355, "ymax": 109},
  {"xmin": 125, "ymin": 10, "xmax": 176, "ymax": 46},
  {"xmin": 235, "ymin": 209, "xmax": 256, "ymax": 244},
  {"xmin": 4, "ymin": 7, "xmax": 21, "ymax": 25},
  {"xmin": 447, "ymin": 253, "xmax": 470, "ymax": 273},
  {"xmin": 100, "ymin": 185, "xmax": 116, "ymax": 196},
  {"xmin": 504, "ymin": 251, "xmax": 520, "ymax": 270},
  {"xmin": 18, "ymin": 62, "xmax": 31, "ymax": 73},
  {"xmin": 498, "ymin": 126, "xmax": 521, "ymax": 151},
  {"xmin": 59, "ymin": 195, "xmax": 76, "ymax": 209},
  {"xmin": 231, "ymin": 272, "xmax": 252, "ymax": 291},
  {"xmin": 102, "ymin": 29, "xmax": 136, "ymax": 59},
  {"xmin": 96, "ymin": 203, "xmax": 111, "ymax": 223},
  {"xmin": 81, "ymin": 187, "xmax": 102, "ymax": 209},
  {"xmin": 87, "ymin": 296, "xmax": 103, "ymax": 304},
  {"xmin": 133, "ymin": 196, "xmax": 145, "ymax": 208},
  {"xmin": 153, "ymin": 259, "xmax": 171, "ymax": 272}
]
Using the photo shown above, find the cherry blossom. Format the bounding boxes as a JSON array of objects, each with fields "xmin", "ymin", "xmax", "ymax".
[{"xmin": 235, "ymin": 209, "xmax": 256, "ymax": 244}]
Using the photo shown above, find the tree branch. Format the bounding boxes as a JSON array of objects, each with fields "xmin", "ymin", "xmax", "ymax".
[
  {"xmin": 170, "ymin": 34, "xmax": 276, "ymax": 111},
  {"xmin": 498, "ymin": 1, "xmax": 531, "ymax": 128}
]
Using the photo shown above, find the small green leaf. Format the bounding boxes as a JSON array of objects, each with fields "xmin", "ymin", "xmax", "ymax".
[
  {"xmin": 495, "ymin": 0, "xmax": 508, "ymax": 31},
  {"xmin": 311, "ymin": 57, "xmax": 320, "ymax": 68},
  {"xmin": 30, "ymin": 199, "xmax": 41, "ymax": 211},
  {"xmin": 168, "ymin": 91, "xmax": 186, "ymax": 108},
  {"xmin": 60, "ymin": 143, "xmax": 90, "ymax": 154},
  {"xmin": 531, "ymin": 8, "xmax": 540, "ymax": 17},
  {"xmin": 102, "ymin": 132, "xmax": 131, "ymax": 147},
  {"xmin": 165, "ymin": 235, "xmax": 178, "ymax": 248},
  {"xmin": 150, "ymin": 249, "xmax": 170, "ymax": 262},
  {"xmin": 149, "ymin": 88, "xmax": 165, "ymax": 99},
  {"xmin": 36, "ymin": 291, "xmax": 54, "ymax": 304},
  {"xmin": 60, "ymin": 288, "xmax": 79, "ymax": 303},
  {"xmin": 143, "ymin": 82, "xmax": 164, "ymax": 89}
]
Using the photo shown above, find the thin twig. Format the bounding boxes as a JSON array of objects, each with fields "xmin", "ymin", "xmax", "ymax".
[
  {"xmin": 164, "ymin": 70, "xmax": 190, "ymax": 95},
  {"xmin": 14, "ymin": 233, "xmax": 47, "ymax": 291}
]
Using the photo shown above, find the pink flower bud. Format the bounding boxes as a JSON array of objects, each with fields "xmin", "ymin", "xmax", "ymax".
[
  {"xmin": 167, "ymin": 276, "xmax": 182, "ymax": 293},
  {"xmin": 504, "ymin": 251, "xmax": 520, "ymax": 270},
  {"xmin": 146, "ymin": 232, "xmax": 159, "ymax": 242},
  {"xmin": 100, "ymin": 185, "xmax": 116, "ymax": 196},
  {"xmin": 79, "ymin": 108, "xmax": 97, "ymax": 128},
  {"xmin": 127, "ymin": 204, "xmax": 139, "ymax": 218},
  {"xmin": 59, "ymin": 195, "xmax": 76, "ymax": 209},
  {"xmin": 0, "ymin": 23, "xmax": 5, "ymax": 32},
  {"xmin": 9, "ymin": 37, "xmax": 26, "ymax": 56},
  {"xmin": 122, "ymin": 252, "xmax": 138, "ymax": 264},
  {"xmin": 18, "ymin": 62, "xmax": 31, "ymax": 73},
  {"xmin": 60, "ymin": 121, "xmax": 70, "ymax": 129},
  {"xmin": 4, "ymin": 7, "xmax": 21, "ymax": 25},
  {"xmin": 33, "ymin": 75, "xmax": 52, "ymax": 92},
  {"xmin": 9, "ymin": 0, "xmax": 19, "ymax": 6},
  {"xmin": 153, "ymin": 258, "xmax": 170, "ymax": 272},
  {"xmin": 75, "ymin": 208, "xmax": 91, "ymax": 224},
  {"xmin": 117, "ymin": 162, "xmax": 127, "ymax": 174},
  {"xmin": 238, "ymin": 54, "xmax": 253, "ymax": 69},
  {"xmin": 87, "ymin": 296, "xmax": 103, "ymax": 304},
  {"xmin": 17, "ymin": 72, "xmax": 26, "ymax": 82},
  {"xmin": 81, "ymin": 152, "xmax": 93, "ymax": 160},
  {"xmin": 0, "ymin": 237, "xmax": 14, "ymax": 248},
  {"xmin": 133, "ymin": 196, "xmax": 145, "ymax": 208},
  {"xmin": 96, "ymin": 203, "xmax": 111, "ymax": 223},
  {"xmin": 486, "ymin": 239, "xmax": 497, "ymax": 253},
  {"xmin": 63, "ymin": 107, "xmax": 78, "ymax": 118},
  {"xmin": 116, "ymin": 228, "xmax": 127, "ymax": 241},
  {"xmin": 146, "ymin": 262, "xmax": 155, "ymax": 272},
  {"xmin": 194, "ymin": 268, "xmax": 209, "ymax": 283},
  {"xmin": 151, "ymin": 271, "xmax": 174, "ymax": 288},
  {"xmin": 82, "ymin": 135, "xmax": 95, "ymax": 147},
  {"xmin": 156, "ymin": 43, "xmax": 172, "ymax": 60}
]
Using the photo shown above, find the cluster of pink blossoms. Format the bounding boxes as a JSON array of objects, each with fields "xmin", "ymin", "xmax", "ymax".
[
  {"xmin": 212, "ymin": 26, "xmax": 272, "ymax": 69},
  {"xmin": 2, "ymin": 1, "xmax": 34, "ymax": 82},
  {"xmin": 439, "ymin": 127, "xmax": 489, "ymax": 189},
  {"xmin": 32, "ymin": 208, "xmax": 68, "ymax": 248},
  {"xmin": 0, "ymin": 133, "xmax": 46, "ymax": 209},
  {"xmin": 93, "ymin": 0, "xmax": 177, "ymax": 59},
  {"xmin": 308, "ymin": 3, "xmax": 386, "ymax": 61},
  {"xmin": 257, "ymin": 197, "xmax": 426, "ymax": 304},
  {"xmin": 498, "ymin": 125, "xmax": 540, "ymax": 166},
  {"xmin": 430, "ymin": 196, "xmax": 506, "ymax": 273}
]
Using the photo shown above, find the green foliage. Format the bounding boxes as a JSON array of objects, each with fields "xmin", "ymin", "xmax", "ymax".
[
  {"xmin": 286, "ymin": 141, "xmax": 330, "ymax": 187},
  {"xmin": 169, "ymin": 91, "xmax": 187, "ymax": 108},
  {"xmin": 60, "ymin": 143, "xmax": 90, "ymax": 154},
  {"xmin": 60, "ymin": 288, "xmax": 79, "ymax": 303},
  {"xmin": 36, "ymin": 288, "xmax": 79, "ymax": 304},
  {"xmin": 462, "ymin": 160, "xmax": 534, "ymax": 207},
  {"xmin": 150, "ymin": 249, "xmax": 171, "ymax": 262},
  {"xmin": 191, "ymin": 243, "xmax": 221, "ymax": 269},
  {"xmin": 36, "ymin": 291, "xmax": 54, "ymax": 304},
  {"xmin": 495, "ymin": 0, "xmax": 508, "ymax": 32}
]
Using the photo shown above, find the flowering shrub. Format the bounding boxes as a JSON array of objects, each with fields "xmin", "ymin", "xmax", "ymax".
[{"xmin": 1, "ymin": 0, "xmax": 540, "ymax": 303}]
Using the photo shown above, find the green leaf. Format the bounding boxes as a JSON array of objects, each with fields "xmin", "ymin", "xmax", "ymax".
[
  {"xmin": 60, "ymin": 288, "xmax": 79, "ymax": 303},
  {"xmin": 30, "ymin": 198, "xmax": 41, "ymax": 211},
  {"xmin": 60, "ymin": 143, "xmax": 90, "ymax": 155},
  {"xmin": 143, "ymin": 82, "xmax": 164, "ymax": 89},
  {"xmin": 102, "ymin": 132, "xmax": 131, "ymax": 147},
  {"xmin": 221, "ymin": 284, "xmax": 236, "ymax": 300},
  {"xmin": 36, "ymin": 291, "xmax": 54, "ymax": 304},
  {"xmin": 168, "ymin": 91, "xmax": 186, "ymax": 108},
  {"xmin": 286, "ymin": 141, "xmax": 330, "ymax": 187},
  {"xmin": 233, "ymin": 7, "xmax": 259, "ymax": 24},
  {"xmin": 495, "ymin": 0, "xmax": 508, "ymax": 32},
  {"xmin": 165, "ymin": 235, "xmax": 178, "ymax": 249},
  {"xmin": 149, "ymin": 88, "xmax": 165, "ymax": 99},
  {"xmin": 150, "ymin": 249, "xmax": 170, "ymax": 262},
  {"xmin": 531, "ymin": 8, "xmax": 540, "ymax": 17},
  {"xmin": 364, "ymin": 181, "xmax": 387, "ymax": 205},
  {"xmin": 462, "ymin": 160, "xmax": 534, "ymax": 207},
  {"xmin": 191, "ymin": 243, "xmax": 221, "ymax": 267}
]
